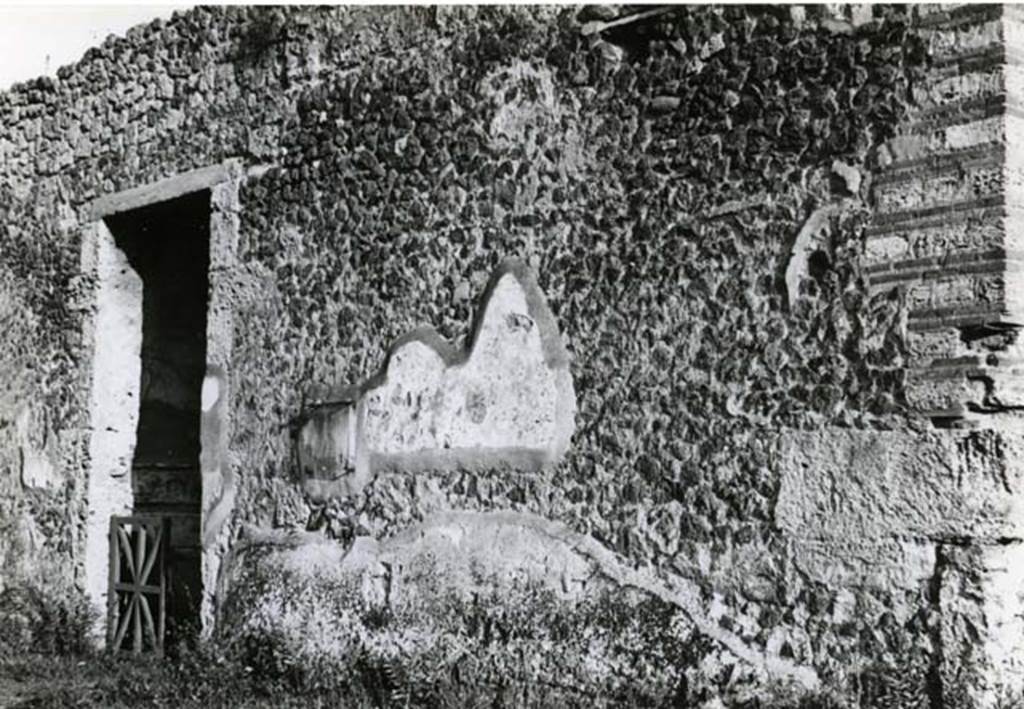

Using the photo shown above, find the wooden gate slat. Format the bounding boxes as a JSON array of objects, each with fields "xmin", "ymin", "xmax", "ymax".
[
  {"xmin": 138, "ymin": 592, "xmax": 158, "ymax": 650},
  {"xmin": 139, "ymin": 523, "xmax": 163, "ymax": 585},
  {"xmin": 134, "ymin": 525, "xmax": 146, "ymax": 585},
  {"xmin": 132, "ymin": 591, "xmax": 143, "ymax": 653},
  {"xmin": 114, "ymin": 582, "xmax": 162, "ymax": 594},
  {"xmin": 113, "ymin": 593, "xmax": 137, "ymax": 650},
  {"xmin": 117, "ymin": 527, "xmax": 137, "ymax": 581},
  {"xmin": 158, "ymin": 517, "xmax": 167, "ymax": 650},
  {"xmin": 107, "ymin": 521, "xmax": 119, "ymax": 648}
]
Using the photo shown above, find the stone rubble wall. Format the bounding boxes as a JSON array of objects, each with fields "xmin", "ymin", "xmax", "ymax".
[{"xmin": 0, "ymin": 4, "xmax": 1019, "ymax": 705}]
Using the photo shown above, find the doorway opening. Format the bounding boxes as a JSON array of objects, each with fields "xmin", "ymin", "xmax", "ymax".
[{"xmin": 104, "ymin": 190, "xmax": 211, "ymax": 644}]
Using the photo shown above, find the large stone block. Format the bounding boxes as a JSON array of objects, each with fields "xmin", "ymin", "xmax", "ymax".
[{"xmin": 777, "ymin": 427, "xmax": 1024, "ymax": 546}]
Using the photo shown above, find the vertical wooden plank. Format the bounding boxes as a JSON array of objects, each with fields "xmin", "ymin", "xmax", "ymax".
[
  {"xmin": 133, "ymin": 591, "xmax": 143, "ymax": 653},
  {"xmin": 117, "ymin": 527, "xmax": 137, "ymax": 580},
  {"xmin": 133, "ymin": 522, "xmax": 144, "ymax": 653},
  {"xmin": 158, "ymin": 517, "xmax": 169, "ymax": 655},
  {"xmin": 135, "ymin": 523, "xmax": 146, "ymax": 585},
  {"xmin": 107, "ymin": 518, "xmax": 119, "ymax": 649}
]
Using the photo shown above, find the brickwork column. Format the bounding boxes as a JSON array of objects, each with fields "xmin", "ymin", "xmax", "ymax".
[{"xmin": 867, "ymin": 6, "xmax": 1024, "ymax": 704}]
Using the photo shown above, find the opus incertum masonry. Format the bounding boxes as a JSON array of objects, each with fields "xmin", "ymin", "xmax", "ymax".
[{"xmin": 3, "ymin": 5, "xmax": 1024, "ymax": 707}]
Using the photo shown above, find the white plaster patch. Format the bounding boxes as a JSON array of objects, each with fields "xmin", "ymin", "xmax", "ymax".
[
  {"xmin": 19, "ymin": 446, "xmax": 57, "ymax": 490},
  {"xmin": 1007, "ymin": 65, "xmax": 1024, "ymax": 108},
  {"xmin": 940, "ymin": 543, "xmax": 1024, "ymax": 703},
  {"xmin": 298, "ymin": 260, "xmax": 576, "ymax": 497},
  {"xmin": 362, "ymin": 274, "xmax": 560, "ymax": 454},
  {"xmin": 1004, "ymin": 213, "xmax": 1024, "ymax": 325},
  {"xmin": 232, "ymin": 510, "xmax": 821, "ymax": 691},
  {"xmin": 478, "ymin": 59, "xmax": 590, "ymax": 179},
  {"xmin": 930, "ymin": 19, "xmax": 1001, "ymax": 56},
  {"xmin": 863, "ymin": 234, "xmax": 909, "ymax": 265},
  {"xmin": 788, "ymin": 538, "xmax": 936, "ymax": 593},
  {"xmin": 201, "ymin": 177, "xmax": 243, "ymax": 638},
  {"xmin": 201, "ymin": 375, "xmax": 220, "ymax": 412},
  {"xmin": 83, "ymin": 220, "xmax": 142, "ymax": 642},
  {"xmin": 920, "ymin": 69, "xmax": 1001, "ymax": 109},
  {"xmin": 875, "ymin": 165, "xmax": 1002, "ymax": 214},
  {"xmin": 1007, "ymin": 17, "xmax": 1024, "ymax": 57}
]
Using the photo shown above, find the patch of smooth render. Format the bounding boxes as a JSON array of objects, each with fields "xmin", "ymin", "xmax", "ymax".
[
  {"xmin": 82, "ymin": 220, "xmax": 142, "ymax": 642},
  {"xmin": 10, "ymin": 407, "xmax": 60, "ymax": 492},
  {"xmin": 485, "ymin": 60, "xmax": 557, "ymax": 147},
  {"xmin": 20, "ymin": 447, "xmax": 57, "ymax": 490},
  {"xmin": 297, "ymin": 259, "xmax": 576, "ymax": 500},
  {"xmin": 235, "ymin": 510, "xmax": 821, "ymax": 691},
  {"xmin": 786, "ymin": 537, "xmax": 937, "ymax": 599},
  {"xmin": 0, "ymin": 269, "xmax": 48, "ymax": 491},
  {"xmin": 200, "ymin": 365, "xmax": 232, "ymax": 632},
  {"xmin": 0, "ymin": 510, "xmax": 44, "ymax": 585}
]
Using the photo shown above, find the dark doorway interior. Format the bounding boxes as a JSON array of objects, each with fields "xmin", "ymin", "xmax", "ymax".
[{"xmin": 105, "ymin": 190, "xmax": 210, "ymax": 642}]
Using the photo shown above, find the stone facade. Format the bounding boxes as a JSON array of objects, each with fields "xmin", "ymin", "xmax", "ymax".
[{"xmin": 2, "ymin": 4, "xmax": 1024, "ymax": 706}]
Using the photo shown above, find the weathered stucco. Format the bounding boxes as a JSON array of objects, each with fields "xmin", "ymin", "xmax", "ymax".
[
  {"xmin": 225, "ymin": 509, "xmax": 819, "ymax": 700},
  {"xmin": 80, "ymin": 219, "xmax": 142, "ymax": 642},
  {"xmin": 298, "ymin": 258, "xmax": 576, "ymax": 500}
]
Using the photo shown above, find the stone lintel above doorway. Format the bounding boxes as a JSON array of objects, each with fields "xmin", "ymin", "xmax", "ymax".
[{"xmin": 83, "ymin": 159, "xmax": 247, "ymax": 222}]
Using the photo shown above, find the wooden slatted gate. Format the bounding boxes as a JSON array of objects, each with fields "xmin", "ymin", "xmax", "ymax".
[{"xmin": 107, "ymin": 515, "xmax": 170, "ymax": 654}]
